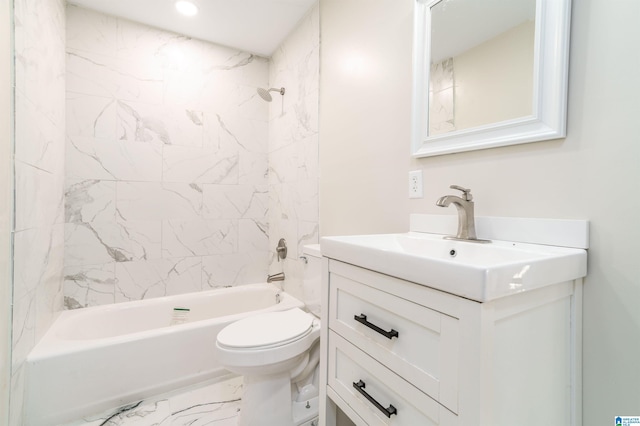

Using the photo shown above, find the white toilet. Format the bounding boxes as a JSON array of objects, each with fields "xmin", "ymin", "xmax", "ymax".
[{"xmin": 216, "ymin": 245, "xmax": 322, "ymax": 426}]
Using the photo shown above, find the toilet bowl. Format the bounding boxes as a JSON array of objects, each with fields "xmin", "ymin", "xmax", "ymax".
[{"xmin": 215, "ymin": 244, "xmax": 322, "ymax": 426}]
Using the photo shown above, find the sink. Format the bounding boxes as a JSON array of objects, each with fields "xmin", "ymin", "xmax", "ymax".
[{"xmin": 321, "ymin": 232, "xmax": 587, "ymax": 302}]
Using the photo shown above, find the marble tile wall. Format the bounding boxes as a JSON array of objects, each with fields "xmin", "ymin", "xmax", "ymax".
[
  {"xmin": 12, "ymin": 0, "xmax": 67, "ymax": 423},
  {"xmin": 64, "ymin": 6, "xmax": 271, "ymax": 308},
  {"xmin": 267, "ymin": 4, "xmax": 320, "ymax": 300},
  {"xmin": 429, "ymin": 57, "xmax": 455, "ymax": 135}
]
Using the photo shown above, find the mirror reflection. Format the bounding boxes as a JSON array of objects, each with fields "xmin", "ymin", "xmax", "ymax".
[{"xmin": 428, "ymin": 0, "xmax": 536, "ymax": 136}]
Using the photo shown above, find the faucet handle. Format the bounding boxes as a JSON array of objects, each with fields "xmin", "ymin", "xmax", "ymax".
[
  {"xmin": 450, "ymin": 185, "xmax": 473, "ymax": 201},
  {"xmin": 276, "ymin": 238, "xmax": 287, "ymax": 262}
]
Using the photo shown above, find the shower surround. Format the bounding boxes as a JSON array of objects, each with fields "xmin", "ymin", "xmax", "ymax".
[
  {"xmin": 9, "ymin": 2, "xmax": 319, "ymax": 423},
  {"xmin": 12, "ymin": 0, "xmax": 66, "ymax": 424},
  {"xmin": 267, "ymin": 4, "xmax": 320, "ymax": 301},
  {"xmin": 64, "ymin": 6, "xmax": 271, "ymax": 308}
]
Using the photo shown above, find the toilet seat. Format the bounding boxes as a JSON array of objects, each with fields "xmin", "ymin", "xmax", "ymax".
[{"xmin": 217, "ymin": 308, "xmax": 314, "ymax": 350}]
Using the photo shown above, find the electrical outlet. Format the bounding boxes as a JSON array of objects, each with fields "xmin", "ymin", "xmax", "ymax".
[{"xmin": 409, "ymin": 170, "xmax": 423, "ymax": 199}]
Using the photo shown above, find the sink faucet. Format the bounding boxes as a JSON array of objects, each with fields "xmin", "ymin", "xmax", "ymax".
[{"xmin": 436, "ymin": 185, "xmax": 490, "ymax": 243}]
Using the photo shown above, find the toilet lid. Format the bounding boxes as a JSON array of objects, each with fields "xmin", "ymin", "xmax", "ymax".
[{"xmin": 217, "ymin": 308, "xmax": 314, "ymax": 349}]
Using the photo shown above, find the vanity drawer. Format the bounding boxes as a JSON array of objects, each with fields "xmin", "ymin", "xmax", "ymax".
[
  {"xmin": 328, "ymin": 332, "xmax": 458, "ymax": 426},
  {"xmin": 328, "ymin": 266, "xmax": 460, "ymax": 412}
]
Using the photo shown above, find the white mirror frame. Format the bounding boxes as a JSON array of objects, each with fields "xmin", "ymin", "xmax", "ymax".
[{"xmin": 412, "ymin": 0, "xmax": 572, "ymax": 157}]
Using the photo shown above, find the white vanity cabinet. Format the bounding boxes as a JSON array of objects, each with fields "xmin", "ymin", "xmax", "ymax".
[{"xmin": 319, "ymin": 258, "xmax": 583, "ymax": 426}]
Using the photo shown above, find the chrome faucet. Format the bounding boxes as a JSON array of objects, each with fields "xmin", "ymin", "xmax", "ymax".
[{"xmin": 436, "ymin": 185, "xmax": 490, "ymax": 243}]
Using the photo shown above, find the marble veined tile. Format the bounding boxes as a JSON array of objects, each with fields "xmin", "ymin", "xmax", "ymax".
[
  {"xmin": 195, "ymin": 80, "xmax": 243, "ymax": 116},
  {"xmin": 64, "ymin": 263, "xmax": 116, "ymax": 309},
  {"xmin": 14, "ymin": 160, "xmax": 65, "ymax": 231},
  {"xmin": 429, "ymin": 87, "xmax": 455, "ymax": 135},
  {"xmin": 161, "ymin": 219, "xmax": 238, "ymax": 258},
  {"xmin": 234, "ymin": 85, "xmax": 270, "ymax": 122},
  {"xmin": 66, "ymin": 136, "xmax": 163, "ymax": 182},
  {"xmin": 62, "ymin": 376, "xmax": 242, "ymax": 425},
  {"xmin": 66, "ymin": 48, "xmax": 164, "ymax": 104},
  {"xmin": 16, "ymin": 0, "xmax": 65, "ymax": 48},
  {"xmin": 14, "ymin": 91, "xmax": 66, "ymax": 174},
  {"xmin": 299, "ymin": 134, "xmax": 319, "ymax": 181},
  {"xmin": 202, "ymin": 251, "xmax": 269, "ymax": 288},
  {"xmin": 270, "ymin": 135, "xmax": 319, "ymax": 190},
  {"xmin": 237, "ymin": 56, "xmax": 270, "ymax": 91},
  {"xmin": 15, "ymin": 14, "xmax": 66, "ymax": 128},
  {"xmin": 114, "ymin": 257, "xmax": 202, "ymax": 302},
  {"xmin": 66, "ymin": 93, "xmax": 117, "ymax": 140},
  {"xmin": 65, "ymin": 179, "xmax": 116, "ymax": 224},
  {"xmin": 298, "ymin": 221, "xmax": 320, "ymax": 255},
  {"xmin": 239, "ymin": 151, "xmax": 268, "ymax": 186},
  {"xmin": 34, "ymin": 223, "xmax": 65, "ymax": 339},
  {"xmin": 211, "ymin": 112, "xmax": 268, "ymax": 155},
  {"xmin": 162, "ymin": 144, "xmax": 239, "ymax": 184},
  {"xmin": 66, "ymin": 5, "xmax": 117, "ymax": 57},
  {"xmin": 430, "ymin": 57, "xmax": 454, "ymax": 93},
  {"xmin": 200, "ymin": 49, "xmax": 256, "ymax": 82},
  {"xmin": 162, "ymin": 68, "xmax": 206, "ymax": 110},
  {"xmin": 116, "ymin": 182, "xmax": 203, "ymax": 222},
  {"xmin": 202, "ymin": 185, "xmax": 268, "ymax": 220},
  {"xmin": 268, "ymin": 143, "xmax": 299, "ymax": 185},
  {"xmin": 193, "ymin": 59, "xmax": 268, "ymax": 115},
  {"xmin": 202, "ymin": 110, "xmax": 246, "ymax": 157},
  {"xmin": 117, "ymin": 100, "xmax": 203, "ymax": 147},
  {"xmin": 9, "ymin": 365, "xmax": 26, "ymax": 426},
  {"xmin": 239, "ymin": 219, "xmax": 269, "ymax": 253},
  {"xmin": 270, "ymin": 180, "xmax": 319, "ymax": 225},
  {"xmin": 13, "ymin": 0, "xmax": 65, "ymax": 421},
  {"xmin": 292, "ymin": 178, "xmax": 319, "ymax": 223},
  {"xmin": 117, "ymin": 20, "xmax": 203, "ymax": 73},
  {"xmin": 271, "ymin": 5, "xmax": 319, "ymax": 71},
  {"xmin": 64, "ymin": 221, "xmax": 161, "ymax": 267},
  {"xmin": 11, "ymin": 292, "xmax": 35, "ymax": 375}
]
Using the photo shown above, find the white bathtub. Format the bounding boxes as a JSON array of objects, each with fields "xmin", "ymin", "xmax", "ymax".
[{"xmin": 24, "ymin": 283, "xmax": 303, "ymax": 426}]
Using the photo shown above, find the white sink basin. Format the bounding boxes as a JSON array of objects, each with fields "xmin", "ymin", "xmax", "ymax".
[{"xmin": 321, "ymin": 232, "xmax": 587, "ymax": 302}]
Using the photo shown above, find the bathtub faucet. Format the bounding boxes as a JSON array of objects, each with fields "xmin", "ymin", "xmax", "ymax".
[{"xmin": 267, "ymin": 272, "xmax": 285, "ymax": 283}]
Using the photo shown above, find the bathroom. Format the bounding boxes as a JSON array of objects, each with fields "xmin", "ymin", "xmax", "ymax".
[{"xmin": 1, "ymin": 0, "xmax": 639, "ymax": 425}]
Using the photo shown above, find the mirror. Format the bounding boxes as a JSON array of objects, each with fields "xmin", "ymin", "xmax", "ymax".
[{"xmin": 412, "ymin": 0, "xmax": 572, "ymax": 157}]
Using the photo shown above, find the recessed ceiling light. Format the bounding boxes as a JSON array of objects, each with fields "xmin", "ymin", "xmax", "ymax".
[{"xmin": 175, "ymin": 1, "xmax": 198, "ymax": 17}]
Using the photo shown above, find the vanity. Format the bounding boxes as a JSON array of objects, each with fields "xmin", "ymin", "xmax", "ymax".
[{"xmin": 318, "ymin": 214, "xmax": 588, "ymax": 426}]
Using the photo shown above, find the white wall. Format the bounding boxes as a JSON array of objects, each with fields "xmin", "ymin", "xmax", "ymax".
[
  {"xmin": 320, "ymin": 0, "xmax": 413, "ymax": 237},
  {"xmin": 0, "ymin": 0, "xmax": 13, "ymax": 421},
  {"xmin": 11, "ymin": 0, "xmax": 67, "ymax": 423},
  {"xmin": 320, "ymin": 0, "xmax": 640, "ymax": 423},
  {"xmin": 64, "ymin": 6, "xmax": 271, "ymax": 307},
  {"xmin": 268, "ymin": 3, "xmax": 320, "ymax": 300}
]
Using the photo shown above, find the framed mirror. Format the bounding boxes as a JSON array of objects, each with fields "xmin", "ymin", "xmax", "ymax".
[{"xmin": 411, "ymin": 0, "xmax": 572, "ymax": 157}]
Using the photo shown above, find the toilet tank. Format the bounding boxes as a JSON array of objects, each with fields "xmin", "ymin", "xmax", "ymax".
[{"xmin": 302, "ymin": 244, "xmax": 322, "ymax": 317}]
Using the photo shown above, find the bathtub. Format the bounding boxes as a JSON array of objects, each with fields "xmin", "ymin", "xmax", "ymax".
[{"xmin": 24, "ymin": 283, "xmax": 303, "ymax": 426}]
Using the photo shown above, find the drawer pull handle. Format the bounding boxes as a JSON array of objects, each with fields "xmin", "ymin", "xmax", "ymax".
[
  {"xmin": 352, "ymin": 380, "xmax": 398, "ymax": 418},
  {"xmin": 354, "ymin": 314, "xmax": 399, "ymax": 339}
]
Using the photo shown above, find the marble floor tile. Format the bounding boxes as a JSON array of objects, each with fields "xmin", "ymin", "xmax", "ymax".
[{"xmin": 63, "ymin": 376, "xmax": 242, "ymax": 426}]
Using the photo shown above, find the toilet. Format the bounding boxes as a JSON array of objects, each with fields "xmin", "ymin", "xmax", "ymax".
[{"xmin": 216, "ymin": 245, "xmax": 322, "ymax": 426}]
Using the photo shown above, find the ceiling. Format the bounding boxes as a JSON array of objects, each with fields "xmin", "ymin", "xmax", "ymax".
[{"xmin": 66, "ymin": 0, "xmax": 317, "ymax": 57}]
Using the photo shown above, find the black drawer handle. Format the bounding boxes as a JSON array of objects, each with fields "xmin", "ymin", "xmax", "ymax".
[
  {"xmin": 354, "ymin": 314, "xmax": 399, "ymax": 339},
  {"xmin": 353, "ymin": 380, "xmax": 398, "ymax": 418}
]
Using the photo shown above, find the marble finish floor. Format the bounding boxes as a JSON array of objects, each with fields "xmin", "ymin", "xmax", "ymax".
[{"xmin": 63, "ymin": 376, "xmax": 242, "ymax": 426}]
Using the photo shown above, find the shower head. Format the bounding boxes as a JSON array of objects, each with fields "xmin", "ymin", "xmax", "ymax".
[{"xmin": 257, "ymin": 87, "xmax": 285, "ymax": 102}]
